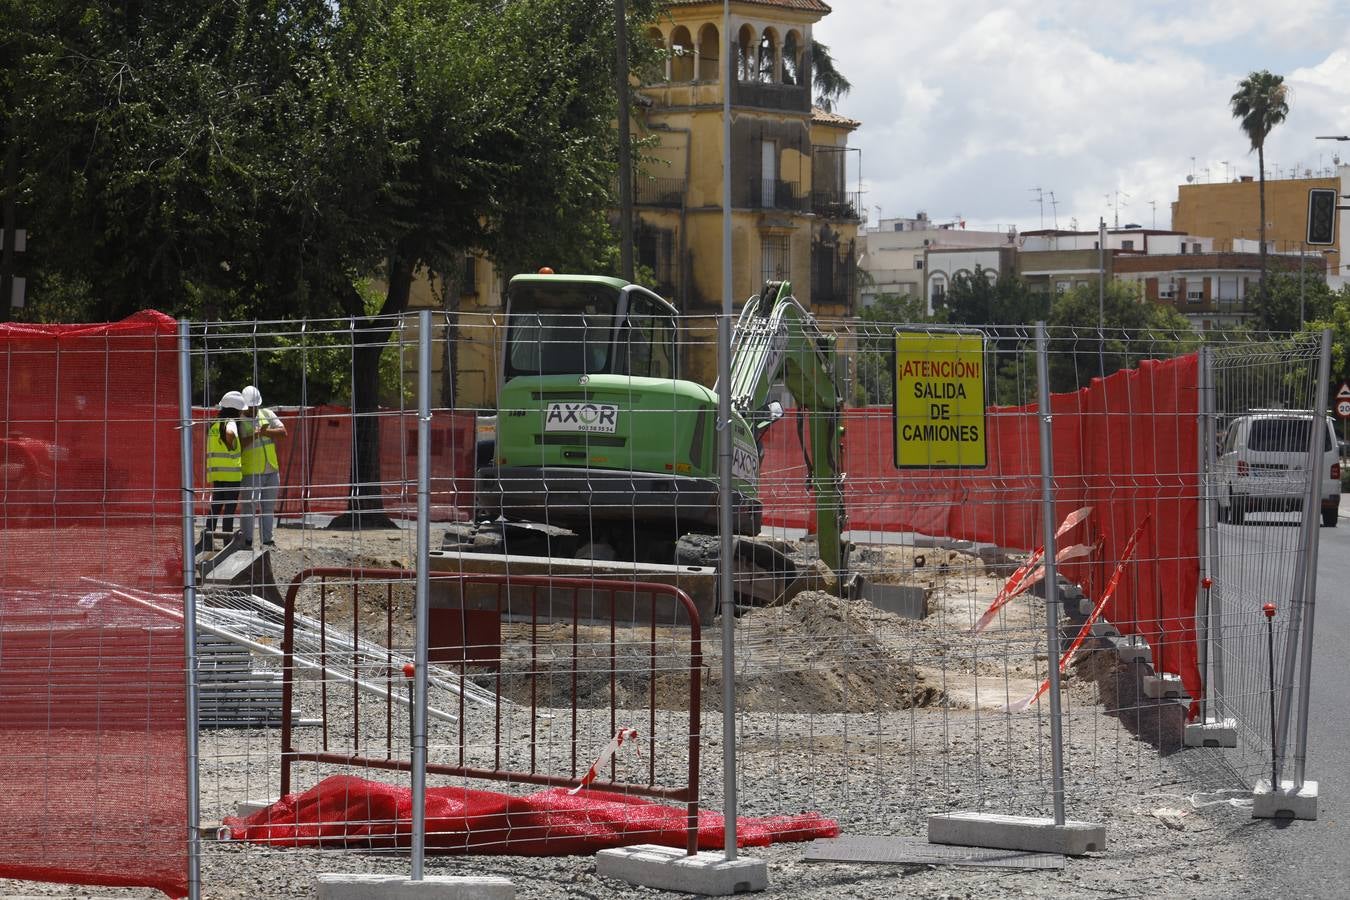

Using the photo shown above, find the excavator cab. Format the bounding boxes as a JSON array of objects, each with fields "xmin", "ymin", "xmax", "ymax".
[{"xmin": 503, "ymin": 275, "xmax": 677, "ymax": 383}]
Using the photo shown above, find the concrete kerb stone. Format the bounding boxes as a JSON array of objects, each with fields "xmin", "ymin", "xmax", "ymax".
[
  {"xmin": 928, "ymin": 812, "xmax": 1106, "ymax": 856},
  {"xmin": 595, "ymin": 845, "xmax": 768, "ymax": 896},
  {"xmin": 1252, "ymin": 780, "xmax": 1319, "ymax": 821},
  {"xmin": 314, "ymin": 874, "xmax": 514, "ymax": 900}
]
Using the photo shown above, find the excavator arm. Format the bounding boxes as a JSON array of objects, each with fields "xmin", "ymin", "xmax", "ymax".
[{"xmin": 723, "ymin": 281, "xmax": 847, "ymax": 572}]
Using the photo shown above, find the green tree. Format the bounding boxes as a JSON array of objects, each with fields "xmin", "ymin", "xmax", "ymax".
[
  {"xmin": 1260, "ymin": 264, "xmax": 1335, "ymax": 333},
  {"xmin": 938, "ymin": 267, "xmax": 1047, "ymax": 327},
  {"xmin": 851, "ymin": 290, "xmax": 939, "ymax": 405},
  {"xmin": 1230, "ymin": 69, "xmax": 1290, "ymax": 326},
  {"xmin": 1045, "ymin": 281, "xmax": 1199, "ymax": 392},
  {"xmin": 2, "ymin": 0, "xmax": 661, "ymax": 522},
  {"xmin": 810, "ymin": 40, "xmax": 850, "ymax": 112}
]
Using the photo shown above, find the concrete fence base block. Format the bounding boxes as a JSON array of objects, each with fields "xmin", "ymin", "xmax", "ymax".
[
  {"xmin": 235, "ymin": 798, "xmax": 276, "ymax": 819},
  {"xmin": 1112, "ymin": 636, "xmax": 1152, "ymax": 665},
  {"xmin": 928, "ymin": 812, "xmax": 1105, "ymax": 856},
  {"xmin": 1183, "ymin": 717, "xmax": 1237, "ymax": 748},
  {"xmin": 1090, "ymin": 619, "xmax": 1121, "ymax": 638},
  {"xmin": 1141, "ymin": 673, "xmax": 1185, "ymax": 700},
  {"xmin": 1252, "ymin": 779, "xmax": 1319, "ymax": 821},
  {"xmin": 315, "ymin": 875, "xmax": 514, "ymax": 900},
  {"xmin": 595, "ymin": 845, "xmax": 768, "ymax": 896}
]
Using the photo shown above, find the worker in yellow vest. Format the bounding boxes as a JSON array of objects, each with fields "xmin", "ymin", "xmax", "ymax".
[
  {"xmin": 201, "ymin": 390, "xmax": 248, "ymax": 551},
  {"xmin": 239, "ymin": 384, "xmax": 286, "ymax": 548}
]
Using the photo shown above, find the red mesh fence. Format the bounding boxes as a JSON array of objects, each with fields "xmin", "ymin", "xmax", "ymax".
[
  {"xmin": 760, "ymin": 352, "xmax": 1201, "ymax": 704},
  {"xmin": 0, "ymin": 312, "xmax": 187, "ymax": 898}
]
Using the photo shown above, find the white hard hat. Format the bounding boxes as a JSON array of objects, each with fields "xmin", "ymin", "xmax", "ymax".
[
  {"xmin": 220, "ymin": 390, "xmax": 249, "ymax": 411},
  {"xmin": 241, "ymin": 385, "xmax": 262, "ymax": 407}
]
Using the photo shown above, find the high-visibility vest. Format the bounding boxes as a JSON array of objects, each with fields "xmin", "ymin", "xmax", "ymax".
[
  {"xmin": 241, "ymin": 409, "xmax": 281, "ymax": 476},
  {"xmin": 205, "ymin": 421, "xmax": 242, "ymax": 484}
]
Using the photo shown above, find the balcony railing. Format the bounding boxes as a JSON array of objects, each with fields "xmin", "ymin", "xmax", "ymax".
[
  {"xmin": 634, "ymin": 177, "xmax": 686, "ymax": 209},
  {"xmin": 746, "ymin": 178, "xmax": 807, "ymax": 212},
  {"xmin": 811, "ymin": 190, "xmax": 862, "ymax": 221}
]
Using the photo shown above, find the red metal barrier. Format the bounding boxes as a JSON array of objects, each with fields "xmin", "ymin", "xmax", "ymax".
[{"xmin": 278, "ymin": 568, "xmax": 703, "ymax": 855}]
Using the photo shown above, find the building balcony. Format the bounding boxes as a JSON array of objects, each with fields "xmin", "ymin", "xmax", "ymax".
[
  {"xmin": 811, "ymin": 190, "xmax": 862, "ymax": 221},
  {"xmin": 744, "ymin": 178, "xmax": 807, "ymax": 213},
  {"xmin": 634, "ymin": 176, "xmax": 686, "ymax": 209}
]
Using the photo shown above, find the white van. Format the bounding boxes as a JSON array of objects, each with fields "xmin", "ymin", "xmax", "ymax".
[{"xmin": 1217, "ymin": 411, "xmax": 1341, "ymax": 527}]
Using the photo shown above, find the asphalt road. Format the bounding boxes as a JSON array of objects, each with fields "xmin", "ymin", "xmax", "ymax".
[{"xmin": 1231, "ymin": 507, "xmax": 1350, "ymax": 891}]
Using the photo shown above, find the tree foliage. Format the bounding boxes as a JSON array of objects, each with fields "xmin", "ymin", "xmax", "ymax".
[
  {"xmin": 810, "ymin": 40, "xmax": 850, "ymax": 112},
  {"xmin": 1230, "ymin": 69, "xmax": 1290, "ymax": 325},
  {"xmin": 1045, "ymin": 280, "xmax": 1199, "ymax": 393},
  {"xmin": 2, "ymin": 0, "xmax": 661, "ymax": 518},
  {"xmin": 851, "ymin": 291, "xmax": 938, "ymax": 406}
]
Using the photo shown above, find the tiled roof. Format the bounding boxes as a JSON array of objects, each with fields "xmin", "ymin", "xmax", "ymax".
[
  {"xmin": 812, "ymin": 107, "xmax": 860, "ymax": 129},
  {"xmin": 665, "ymin": 0, "xmax": 833, "ymax": 14}
]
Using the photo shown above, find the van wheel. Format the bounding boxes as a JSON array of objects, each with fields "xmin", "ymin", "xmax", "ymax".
[
  {"xmin": 1230, "ymin": 492, "xmax": 1246, "ymax": 525},
  {"xmin": 1322, "ymin": 507, "xmax": 1338, "ymax": 528}
]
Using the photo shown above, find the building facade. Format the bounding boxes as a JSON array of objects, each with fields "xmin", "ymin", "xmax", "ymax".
[
  {"xmin": 1171, "ymin": 164, "xmax": 1347, "ymax": 283},
  {"xmin": 441, "ymin": 0, "xmax": 862, "ymax": 406},
  {"xmin": 859, "ymin": 214, "xmax": 1013, "ymax": 309}
]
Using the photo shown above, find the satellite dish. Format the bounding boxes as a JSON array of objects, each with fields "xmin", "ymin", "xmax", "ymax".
[{"xmin": 1186, "ymin": 174, "xmax": 1194, "ymax": 183}]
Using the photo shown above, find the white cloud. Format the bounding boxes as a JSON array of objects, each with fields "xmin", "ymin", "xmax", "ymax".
[{"xmin": 814, "ymin": 1, "xmax": 1350, "ymax": 232}]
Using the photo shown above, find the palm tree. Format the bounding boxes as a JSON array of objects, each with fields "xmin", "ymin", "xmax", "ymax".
[
  {"xmin": 811, "ymin": 40, "xmax": 850, "ymax": 112},
  {"xmin": 1230, "ymin": 70, "xmax": 1290, "ymax": 326}
]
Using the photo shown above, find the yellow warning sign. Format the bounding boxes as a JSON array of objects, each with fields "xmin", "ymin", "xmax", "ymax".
[{"xmin": 893, "ymin": 330, "xmax": 987, "ymax": 468}]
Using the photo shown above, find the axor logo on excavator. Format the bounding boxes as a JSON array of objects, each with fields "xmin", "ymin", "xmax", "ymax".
[{"xmin": 544, "ymin": 401, "xmax": 619, "ymax": 434}]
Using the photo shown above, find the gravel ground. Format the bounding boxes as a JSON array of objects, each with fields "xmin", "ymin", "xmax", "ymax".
[{"xmin": 0, "ymin": 527, "xmax": 1287, "ymax": 899}]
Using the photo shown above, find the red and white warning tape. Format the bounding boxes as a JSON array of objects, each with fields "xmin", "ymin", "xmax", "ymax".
[{"xmin": 569, "ymin": 728, "xmax": 640, "ymax": 794}]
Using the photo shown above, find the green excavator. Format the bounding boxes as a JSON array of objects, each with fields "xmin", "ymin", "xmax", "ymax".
[{"xmin": 466, "ymin": 272, "xmax": 847, "ymax": 578}]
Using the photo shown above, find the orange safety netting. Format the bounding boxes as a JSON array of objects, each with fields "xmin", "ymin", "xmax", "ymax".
[
  {"xmin": 0, "ymin": 311, "xmax": 187, "ymax": 898},
  {"xmin": 224, "ymin": 774, "xmax": 838, "ymax": 854},
  {"xmin": 760, "ymin": 353, "xmax": 1202, "ymax": 708}
]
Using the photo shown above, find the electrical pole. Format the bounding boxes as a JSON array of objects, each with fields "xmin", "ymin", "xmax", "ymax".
[{"xmin": 615, "ymin": 0, "xmax": 634, "ymax": 281}]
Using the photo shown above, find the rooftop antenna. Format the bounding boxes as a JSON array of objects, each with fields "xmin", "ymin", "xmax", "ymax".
[
  {"xmin": 1149, "ymin": 199, "xmax": 1157, "ymax": 229},
  {"xmin": 1047, "ymin": 190, "xmax": 1060, "ymax": 231},
  {"xmin": 1190, "ymin": 156, "xmax": 1196, "ymax": 180},
  {"xmin": 1222, "ymin": 160, "xmax": 1231, "ymax": 182},
  {"xmin": 1030, "ymin": 187, "xmax": 1045, "ymax": 229},
  {"xmin": 1107, "ymin": 190, "xmax": 1131, "ymax": 229}
]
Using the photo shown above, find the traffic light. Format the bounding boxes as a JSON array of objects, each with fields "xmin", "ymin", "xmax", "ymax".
[{"xmin": 1307, "ymin": 188, "xmax": 1338, "ymax": 245}]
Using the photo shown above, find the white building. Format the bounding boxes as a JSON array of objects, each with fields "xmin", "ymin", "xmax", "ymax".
[{"xmin": 858, "ymin": 213, "xmax": 1014, "ymax": 307}]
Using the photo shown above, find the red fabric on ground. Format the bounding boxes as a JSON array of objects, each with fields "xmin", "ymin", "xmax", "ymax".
[{"xmin": 224, "ymin": 775, "xmax": 838, "ymax": 854}]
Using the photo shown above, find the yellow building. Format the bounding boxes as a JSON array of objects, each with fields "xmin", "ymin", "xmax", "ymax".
[
  {"xmin": 431, "ymin": 0, "xmax": 861, "ymax": 409},
  {"xmin": 1171, "ymin": 173, "xmax": 1342, "ymax": 274}
]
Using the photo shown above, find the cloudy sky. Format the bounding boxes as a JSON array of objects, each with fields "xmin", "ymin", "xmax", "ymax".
[{"xmin": 812, "ymin": 0, "xmax": 1350, "ymax": 234}]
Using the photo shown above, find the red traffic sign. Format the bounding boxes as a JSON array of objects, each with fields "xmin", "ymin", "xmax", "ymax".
[
  {"xmin": 1338, "ymin": 382, "xmax": 1350, "ymax": 400},
  {"xmin": 1337, "ymin": 399, "xmax": 1350, "ymax": 420}
]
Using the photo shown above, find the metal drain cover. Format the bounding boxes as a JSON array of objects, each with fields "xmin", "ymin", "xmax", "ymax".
[{"xmin": 803, "ymin": 835, "xmax": 1065, "ymax": 869}]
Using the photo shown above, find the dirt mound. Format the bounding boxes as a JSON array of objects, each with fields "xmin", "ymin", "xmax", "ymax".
[{"xmin": 480, "ymin": 590, "xmax": 941, "ymax": 714}]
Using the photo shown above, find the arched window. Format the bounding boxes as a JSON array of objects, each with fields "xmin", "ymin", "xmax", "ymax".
[
  {"xmin": 670, "ymin": 26, "xmax": 694, "ymax": 81},
  {"xmin": 697, "ymin": 24, "xmax": 720, "ymax": 81},
  {"xmin": 646, "ymin": 27, "xmax": 667, "ymax": 81},
  {"xmin": 736, "ymin": 24, "xmax": 757, "ymax": 81},
  {"xmin": 781, "ymin": 30, "xmax": 801, "ymax": 85},
  {"xmin": 757, "ymin": 29, "xmax": 778, "ymax": 83}
]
